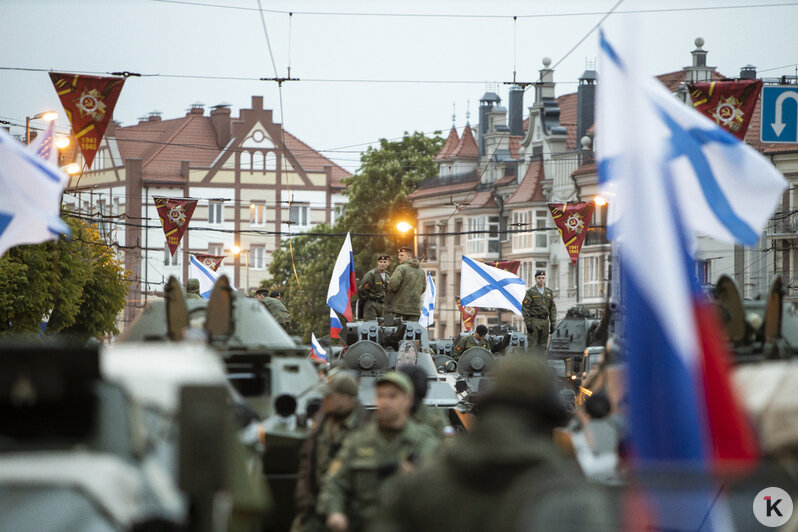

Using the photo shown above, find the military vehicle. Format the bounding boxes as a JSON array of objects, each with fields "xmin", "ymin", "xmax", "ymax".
[
  {"xmin": 336, "ymin": 319, "xmax": 466, "ymax": 427},
  {"xmin": 118, "ymin": 275, "xmax": 323, "ymax": 531},
  {"xmin": 548, "ymin": 306, "xmax": 603, "ymax": 392},
  {"xmin": 0, "ymin": 341, "xmax": 257, "ymax": 532}
]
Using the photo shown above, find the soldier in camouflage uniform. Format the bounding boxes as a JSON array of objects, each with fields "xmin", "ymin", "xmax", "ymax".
[
  {"xmin": 385, "ymin": 247, "xmax": 426, "ymax": 322},
  {"xmin": 185, "ymin": 278, "xmax": 204, "ymax": 300},
  {"xmin": 398, "ymin": 364, "xmax": 452, "ymax": 437},
  {"xmin": 293, "ymin": 372, "xmax": 367, "ymax": 532},
  {"xmin": 371, "ymin": 355, "xmax": 616, "ymax": 532},
  {"xmin": 256, "ymin": 289, "xmax": 291, "ymax": 331},
  {"xmin": 452, "ymin": 324, "xmax": 491, "ymax": 361},
  {"xmin": 358, "ymin": 254, "xmax": 391, "ymax": 320},
  {"xmin": 522, "ymin": 270, "xmax": 557, "ymax": 347},
  {"xmin": 318, "ymin": 372, "xmax": 440, "ymax": 532}
]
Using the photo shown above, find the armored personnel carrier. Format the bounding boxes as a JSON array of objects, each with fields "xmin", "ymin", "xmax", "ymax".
[{"xmin": 118, "ymin": 275, "xmax": 322, "ymax": 531}]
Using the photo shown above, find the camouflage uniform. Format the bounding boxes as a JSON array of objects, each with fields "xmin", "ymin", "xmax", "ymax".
[
  {"xmin": 261, "ymin": 297, "xmax": 291, "ymax": 331},
  {"xmin": 358, "ymin": 267, "xmax": 390, "ymax": 320},
  {"xmin": 452, "ymin": 334, "xmax": 490, "ymax": 361},
  {"xmin": 413, "ymin": 404, "xmax": 450, "ymax": 436},
  {"xmin": 386, "ymin": 259, "xmax": 425, "ymax": 322},
  {"xmin": 186, "ymin": 278, "xmax": 204, "ymax": 300},
  {"xmin": 317, "ymin": 419, "xmax": 440, "ymax": 532},
  {"xmin": 371, "ymin": 356, "xmax": 615, "ymax": 532},
  {"xmin": 294, "ymin": 405, "xmax": 368, "ymax": 532},
  {"xmin": 522, "ymin": 286, "xmax": 556, "ymax": 347}
]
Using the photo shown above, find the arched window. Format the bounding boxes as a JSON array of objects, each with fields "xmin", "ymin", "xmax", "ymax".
[
  {"xmin": 265, "ymin": 151, "xmax": 277, "ymax": 170},
  {"xmin": 240, "ymin": 151, "xmax": 251, "ymax": 171},
  {"xmin": 253, "ymin": 151, "xmax": 264, "ymax": 172}
]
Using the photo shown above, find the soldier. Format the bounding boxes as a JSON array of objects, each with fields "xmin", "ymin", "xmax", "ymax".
[
  {"xmin": 385, "ymin": 247, "xmax": 426, "ymax": 322},
  {"xmin": 452, "ymin": 324, "xmax": 490, "ymax": 361},
  {"xmin": 372, "ymin": 355, "xmax": 616, "ymax": 532},
  {"xmin": 398, "ymin": 364, "xmax": 452, "ymax": 436},
  {"xmin": 358, "ymin": 254, "xmax": 391, "ymax": 320},
  {"xmin": 522, "ymin": 270, "xmax": 557, "ymax": 347},
  {"xmin": 318, "ymin": 372, "xmax": 440, "ymax": 532},
  {"xmin": 186, "ymin": 278, "xmax": 204, "ymax": 300},
  {"xmin": 256, "ymin": 289, "xmax": 291, "ymax": 331},
  {"xmin": 293, "ymin": 372, "xmax": 366, "ymax": 532}
]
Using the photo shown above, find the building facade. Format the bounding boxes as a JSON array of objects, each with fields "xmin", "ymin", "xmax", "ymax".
[{"xmin": 63, "ymin": 96, "xmax": 350, "ymax": 328}]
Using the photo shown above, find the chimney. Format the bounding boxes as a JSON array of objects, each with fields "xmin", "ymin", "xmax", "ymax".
[
  {"xmin": 478, "ymin": 91, "xmax": 501, "ymax": 156},
  {"xmin": 210, "ymin": 103, "xmax": 232, "ymax": 147},
  {"xmin": 740, "ymin": 65, "xmax": 757, "ymax": 80},
  {"xmin": 187, "ymin": 102, "xmax": 204, "ymax": 116},
  {"xmin": 147, "ymin": 111, "xmax": 162, "ymax": 122},
  {"xmin": 508, "ymin": 85, "xmax": 524, "ymax": 136},
  {"xmin": 577, "ymin": 66, "xmax": 596, "ymax": 145}
]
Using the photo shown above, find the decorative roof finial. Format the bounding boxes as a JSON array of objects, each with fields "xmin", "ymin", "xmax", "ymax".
[
  {"xmin": 452, "ymin": 102, "xmax": 456, "ymax": 127},
  {"xmin": 465, "ymin": 100, "xmax": 471, "ymax": 125}
]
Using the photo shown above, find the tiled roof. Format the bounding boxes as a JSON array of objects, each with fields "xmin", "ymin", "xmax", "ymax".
[
  {"xmin": 435, "ymin": 127, "xmax": 460, "ymax": 161},
  {"xmin": 449, "ymin": 125, "xmax": 478, "ymax": 159},
  {"xmin": 463, "ymin": 190, "xmax": 497, "ymax": 210},
  {"xmin": 744, "ymin": 93, "xmax": 798, "ymax": 154},
  {"xmin": 507, "ymin": 159, "xmax": 545, "ymax": 204},
  {"xmin": 113, "ymin": 111, "xmax": 351, "ymax": 184}
]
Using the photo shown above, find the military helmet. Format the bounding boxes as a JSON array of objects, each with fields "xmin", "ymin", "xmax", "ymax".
[
  {"xmin": 186, "ymin": 278, "xmax": 200, "ymax": 292},
  {"xmin": 478, "ymin": 354, "xmax": 569, "ymax": 427},
  {"xmin": 319, "ymin": 371, "xmax": 359, "ymax": 397}
]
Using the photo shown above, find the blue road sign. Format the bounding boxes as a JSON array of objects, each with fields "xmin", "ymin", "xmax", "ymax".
[{"xmin": 761, "ymin": 85, "xmax": 798, "ymax": 143}]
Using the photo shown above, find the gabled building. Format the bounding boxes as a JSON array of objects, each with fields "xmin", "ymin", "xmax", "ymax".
[{"xmin": 63, "ymin": 96, "xmax": 350, "ymax": 327}]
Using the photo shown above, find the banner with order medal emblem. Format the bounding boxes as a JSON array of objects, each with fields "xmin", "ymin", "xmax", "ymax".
[
  {"xmin": 153, "ymin": 196, "xmax": 198, "ymax": 256},
  {"xmin": 688, "ymin": 79, "xmax": 762, "ymax": 140},
  {"xmin": 456, "ymin": 297, "xmax": 479, "ymax": 331},
  {"xmin": 548, "ymin": 202, "xmax": 594, "ymax": 265},
  {"xmin": 191, "ymin": 254, "xmax": 225, "ymax": 271},
  {"xmin": 49, "ymin": 73, "xmax": 125, "ymax": 169}
]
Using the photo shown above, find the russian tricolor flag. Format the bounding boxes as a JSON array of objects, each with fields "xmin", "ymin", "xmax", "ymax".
[
  {"xmin": 330, "ymin": 308, "xmax": 343, "ymax": 340},
  {"xmin": 310, "ymin": 333, "xmax": 328, "ymax": 363},
  {"xmin": 598, "ymin": 30, "xmax": 784, "ymax": 529},
  {"xmin": 327, "ymin": 233, "xmax": 356, "ymax": 336}
]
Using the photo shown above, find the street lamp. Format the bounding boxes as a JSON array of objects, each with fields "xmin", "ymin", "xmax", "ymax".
[
  {"xmin": 230, "ymin": 244, "xmax": 250, "ymax": 292},
  {"xmin": 25, "ymin": 111, "xmax": 57, "ymax": 145},
  {"xmin": 396, "ymin": 221, "xmax": 417, "ymax": 257},
  {"xmin": 593, "ymin": 195, "xmax": 608, "ymax": 206}
]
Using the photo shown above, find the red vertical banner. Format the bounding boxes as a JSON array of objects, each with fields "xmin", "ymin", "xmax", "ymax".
[
  {"xmin": 192, "ymin": 254, "xmax": 226, "ymax": 271},
  {"xmin": 548, "ymin": 202, "xmax": 595, "ymax": 265},
  {"xmin": 457, "ymin": 297, "xmax": 479, "ymax": 331},
  {"xmin": 153, "ymin": 197, "xmax": 198, "ymax": 256},
  {"xmin": 49, "ymin": 73, "xmax": 125, "ymax": 169},
  {"xmin": 688, "ymin": 80, "xmax": 762, "ymax": 140}
]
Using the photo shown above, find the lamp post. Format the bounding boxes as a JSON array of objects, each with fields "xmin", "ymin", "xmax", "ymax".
[
  {"xmin": 230, "ymin": 244, "xmax": 249, "ymax": 292},
  {"xmin": 396, "ymin": 221, "xmax": 417, "ymax": 257},
  {"xmin": 25, "ymin": 111, "xmax": 58, "ymax": 145}
]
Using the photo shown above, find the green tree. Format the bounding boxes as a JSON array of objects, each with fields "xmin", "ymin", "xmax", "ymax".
[
  {"xmin": 268, "ymin": 131, "xmax": 443, "ymax": 342},
  {"xmin": 0, "ymin": 214, "xmax": 129, "ymax": 341}
]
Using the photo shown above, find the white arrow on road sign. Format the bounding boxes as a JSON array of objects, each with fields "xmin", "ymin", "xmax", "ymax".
[{"xmin": 771, "ymin": 91, "xmax": 798, "ymax": 137}]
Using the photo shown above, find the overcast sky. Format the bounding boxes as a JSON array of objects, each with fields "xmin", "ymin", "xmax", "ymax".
[{"xmin": 1, "ymin": 0, "xmax": 796, "ymax": 173}]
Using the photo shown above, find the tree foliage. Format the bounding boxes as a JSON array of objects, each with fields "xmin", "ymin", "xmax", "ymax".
[
  {"xmin": 0, "ymin": 214, "xmax": 130, "ymax": 341},
  {"xmin": 268, "ymin": 131, "xmax": 443, "ymax": 342}
]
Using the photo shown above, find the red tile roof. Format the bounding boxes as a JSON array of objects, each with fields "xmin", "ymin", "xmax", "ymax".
[
  {"xmin": 507, "ymin": 159, "xmax": 545, "ymax": 204},
  {"xmin": 435, "ymin": 127, "xmax": 460, "ymax": 161},
  {"xmin": 464, "ymin": 190, "xmax": 498, "ymax": 210},
  {"xmin": 449, "ymin": 125, "xmax": 478, "ymax": 159},
  {"xmin": 743, "ymin": 93, "xmax": 798, "ymax": 154}
]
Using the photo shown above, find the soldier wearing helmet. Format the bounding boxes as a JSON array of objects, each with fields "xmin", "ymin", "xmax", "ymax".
[{"xmin": 185, "ymin": 278, "xmax": 203, "ymax": 300}]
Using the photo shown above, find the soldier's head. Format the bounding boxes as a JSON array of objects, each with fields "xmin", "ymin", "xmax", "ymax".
[
  {"xmin": 535, "ymin": 270, "xmax": 546, "ymax": 288},
  {"xmin": 186, "ymin": 278, "xmax": 200, "ymax": 294},
  {"xmin": 477, "ymin": 354, "xmax": 570, "ymax": 431},
  {"xmin": 255, "ymin": 288, "xmax": 268, "ymax": 301},
  {"xmin": 375, "ymin": 371, "xmax": 414, "ymax": 429},
  {"xmin": 398, "ymin": 246, "xmax": 413, "ymax": 263},
  {"xmin": 377, "ymin": 254, "xmax": 390, "ymax": 271},
  {"xmin": 320, "ymin": 371, "xmax": 359, "ymax": 418},
  {"xmin": 269, "ymin": 290, "xmax": 281, "ymax": 299},
  {"xmin": 398, "ymin": 364, "xmax": 427, "ymax": 411},
  {"xmin": 474, "ymin": 324, "xmax": 488, "ymax": 341}
]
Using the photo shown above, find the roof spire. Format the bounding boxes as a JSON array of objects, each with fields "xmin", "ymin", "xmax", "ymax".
[
  {"xmin": 452, "ymin": 102, "xmax": 456, "ymax": 128},
  {"xmin": 465, "ymin": 100, "xmax": 471, "ymax": 125}
]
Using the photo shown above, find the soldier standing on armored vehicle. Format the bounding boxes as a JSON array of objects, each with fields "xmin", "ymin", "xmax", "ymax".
[
  {"xmin": 522, "ymin": 271, "xmax": 557, "ymax": 347},
  {"xmin": 452, "ymin": 324, "xmax": 491, "ymax": 361},
  {"xmin": 386, "ymin": 247, "xmax": 426, "ymax": 322},
  {"xmin": 318, "ymin": 372, "xmax": 440, "ymax": 532},
  {"xmin": 186, "ymin": 277, "xmax": 204, "ymax": 300},
  {"xmin": 256, "ymin": 288, "xmax": 291, "ymax": 331},
  {"xmin": 293, "ymin": 372, "xmax": 366, "ymax": 532},
  {"xmin": 358, "ymin": 254, "xmax": 391, "ymax": 320}
]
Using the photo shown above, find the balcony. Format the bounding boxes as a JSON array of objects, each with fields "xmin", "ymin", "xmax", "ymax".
[{"xmin": 767, "ymin": 216, "xmax": 798, "ymax": 239}]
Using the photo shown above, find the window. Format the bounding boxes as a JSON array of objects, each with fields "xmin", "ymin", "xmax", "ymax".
[
  {"xmin": 550, "ymin": 263, "xmax": 559, "ymax": 293},
  {"xmin": 535, "ymin": 210, "xmax": 548, "ymax": 249},
  {"xmin": 253, "ymin": 151, "xmax": 264, "ymax": 171},
  {"xmin": 241, "ymin": 151, "xmax": 251, "ymax": 171},
  {"xmin": 582, "ymin": 256, "xmax": 605, "ymax": 298},
  {"xmin": 332, "ymin": 204, "xmax": 345, "ymax": 224},
  {"xmin": 695, "ymin": 259, "xmax": 710, "ymax": 286},
  {"xmin": 423, "ymin": 222, "xmax": 437, "ymax": 261},
  {"xmin": 209, "ymin": 201, "xmax": 224, "ymax": 224},
  {"xmin": 113, "ymin": 197, "xmax": 120, "ymax": 216},
  {"xmin": 289, "ymin": 204, "xmax": 309, "ymax": 227},
  {"xmin": 500, "ymin": 216, "xmax": 510, "ymax": 242},
  {"xmin": 512, "ymin": 210, "xmax": 532, "ymax": 250},
  {"xmin": 164, "ymin": 244, "xmax": 179, "ymax": 266},
  {"xmin": 250, "ymin": 202, "xmax": 265, "ymax": 225},
  {"xmin": 466, "ymin": 216, "xmax": 486, "ymax": 254},
  {"xmin": 488, "ymin": 216, "xmax": 500, "ymax": 253},
  {"xmin": 96, "ymin": 199, "xmax": 109, "ymax": 234},
  {"xmin": 209, "ymin": 243, "xmax": 224, "ymax": 256},
  {"xmin": 454, "ymin": 219, "xmax": 463, "ymax": 246},
  {"xmin": 265, "ymin": 152, "xmax": 277, "ymax": 170},
  {"xmin": 251, "ymin": 246, "xmax": 265, "ymax": 270}
]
